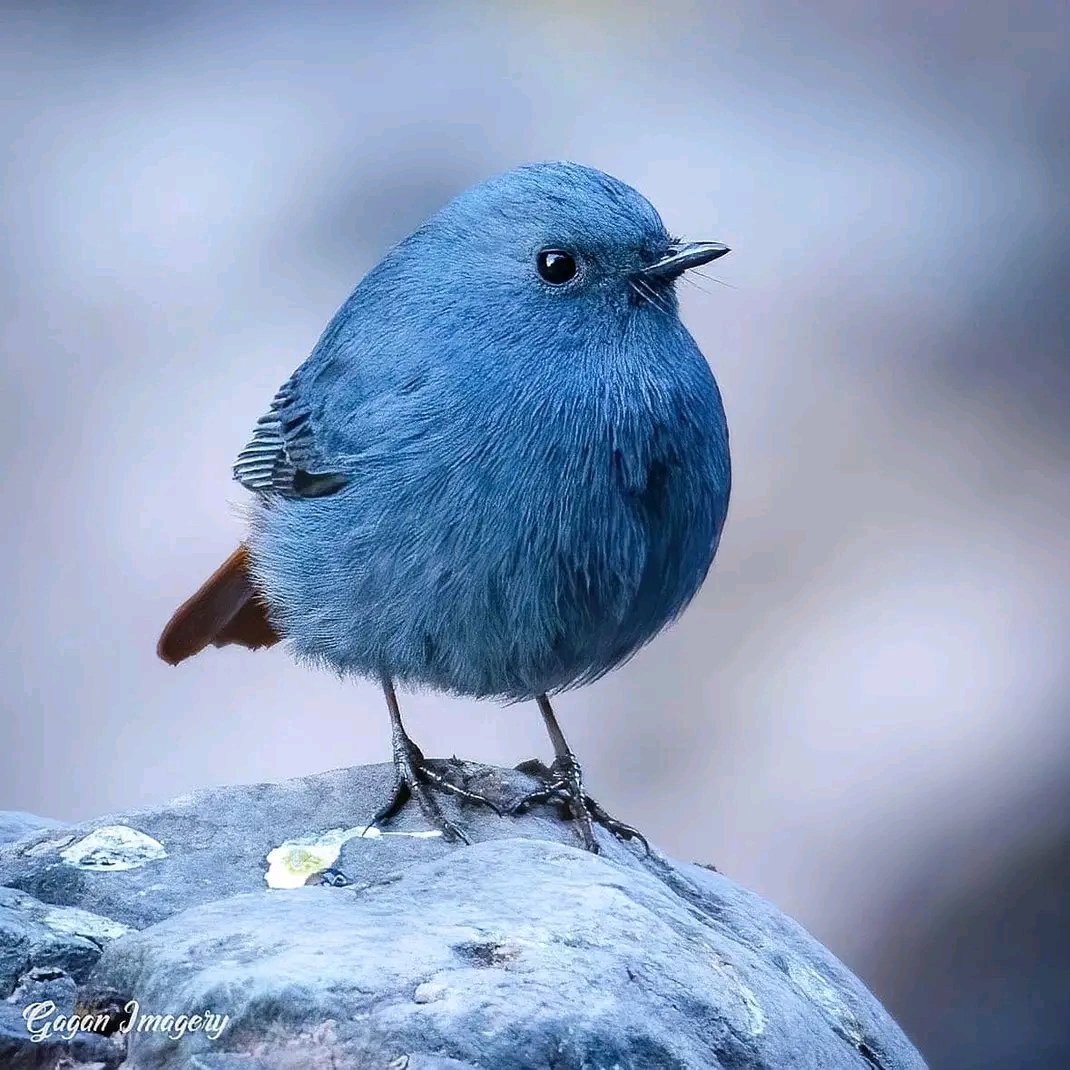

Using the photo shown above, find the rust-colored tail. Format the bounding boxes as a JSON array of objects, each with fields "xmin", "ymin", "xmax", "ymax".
[{"xmin": 157, "ymin": 545, "xmax": 280, "ymax": 665}]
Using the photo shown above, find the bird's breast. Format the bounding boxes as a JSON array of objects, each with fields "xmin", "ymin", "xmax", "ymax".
[
  {"xmin": 463, "ymin": 359, "xmax": 729, "ymax": 633},
  {"xmin": 250, "ymin": 336, "xmax": 729, "ymax": 698}
]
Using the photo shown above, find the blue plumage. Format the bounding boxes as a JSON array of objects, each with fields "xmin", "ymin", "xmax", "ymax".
[{"xmin": 239, "ymin": 162, "xmax": 731, "ymax": 702}]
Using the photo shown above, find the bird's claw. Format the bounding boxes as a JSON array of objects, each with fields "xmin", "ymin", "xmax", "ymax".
[
  {"xmin": 370, "ymin": 741, "xmax": 499, "ymax": 844},
  {"xmin": 584, "ymin": 796, "xmax": 649, "ymax": 854},
  {"xmin": 418, "ymin": 760, "xmax": 503, "ymax": 816},
  {"xmin": 511, "ymin": 754, "xmax": 649, "ymax": 855}
]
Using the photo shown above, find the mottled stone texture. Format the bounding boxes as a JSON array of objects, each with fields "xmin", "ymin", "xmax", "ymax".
[{"xmin": 0, "ymin": 762, "xmax": 926, "ymax": 1069}]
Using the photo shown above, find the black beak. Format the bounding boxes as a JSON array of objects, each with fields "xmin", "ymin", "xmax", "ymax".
[{"xmin": 641, "ymin": 240, "xmax": 731, "ymax": 279}]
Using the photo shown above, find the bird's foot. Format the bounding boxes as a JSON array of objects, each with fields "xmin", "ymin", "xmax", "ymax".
[
  {"xmin": 370, "ymin": 740, "xmax": 501, "ymax": 845},
  {"xmin": 511, "ymin": 756, "xmax": 649, "ymax": 855}
]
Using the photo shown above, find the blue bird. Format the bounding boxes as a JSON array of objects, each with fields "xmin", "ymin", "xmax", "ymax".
[{"xmin": 158, "ymin": 162, "xmax": 731, "ymax": 851}]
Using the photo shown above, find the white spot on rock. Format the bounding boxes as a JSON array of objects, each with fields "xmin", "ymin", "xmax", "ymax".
[
  {"xmin": 709, "ymin": 955, "xmax": 766, "ymax": 1036},
  {"xmin": 264, "ymin": 825, "xmax": 443, "ymax": 889},
  {"xmin": 413, "ymin": 981, "xmax": 447, "ymax": 1003},
  {"xmin": 265, "ymin": 828, "xmax": 351, "ymax": 890},
  {"xmin": 41, "ymin": 903, "xmax": 129, "ymax": 942},
  {"xmin": 59, "ymin": 826, "xmax": 167, "ymax": 871},
  {"xmin": 25, "ymin": 834, "xmax": 76, "ymax": 858},
  {"xmin": 785, "ymin": 959, "xmax": 864, "ymax": 1044},
  {"xmin": 736, "ymin": 979, "xmax": 767, "ymax": 1036},
  {"xmin": 355, "ymin": 827, "xmax": 443, "ymax": 841}
]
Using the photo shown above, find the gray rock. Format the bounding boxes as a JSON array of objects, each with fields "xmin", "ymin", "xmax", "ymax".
[
  {"xmin": 188, "ymin": 1057, "xmax": 273, "ymax": 1070},
  {"xmin": 0, "ymin": 979, "xmax": 125, "ymax": 1069},
  {"xmin": 92, "ymin": 844, "xmax": 922, "ymax": 1069},
  {"xmin": 0, "ymin": 886, "xmax": 128, "ymax": 998},
  {"xmin": 0, "ymin": 813, "xmax": 61, "ymax": 849},
  {"xmin": 7, "ymin": 966, "xmax": 79, "ymax": 1015},
  {"xmin": 0, "ymin": 900, "xmax": 126, "ymax": 1068},
  {"xmin": 0, "ymin": 761, "xmax": 643, "ymax": 930},
  {"xmin": 1, "ymin": 762, "xmax": 926, "ymax": 1068}
]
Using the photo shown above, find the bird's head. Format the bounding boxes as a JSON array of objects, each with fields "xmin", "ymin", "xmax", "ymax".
[{"xmin": 395, "ymin": 162, "xmax": 729, "ymax": 336}]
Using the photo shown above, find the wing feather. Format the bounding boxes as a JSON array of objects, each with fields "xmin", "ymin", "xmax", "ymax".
[{"xmin": 233, "ymin": 373, "xmax": 348, "ymax": 498}]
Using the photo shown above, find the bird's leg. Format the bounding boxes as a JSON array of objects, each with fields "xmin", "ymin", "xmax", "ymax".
[
  {"xmin": 369, "ymin": 677, "xmax": 500, "ymax": 844},
  {"xmin": 511, "ymin": 694, "xmax": 648, "ymax": 854}
]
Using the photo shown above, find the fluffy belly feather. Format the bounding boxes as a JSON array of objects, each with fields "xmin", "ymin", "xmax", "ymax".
[{"xmin": 248, "ymin": 425, "xmax": 726, "ymax": 699}]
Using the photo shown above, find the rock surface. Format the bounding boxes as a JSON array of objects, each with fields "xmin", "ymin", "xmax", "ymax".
[
  {"xmin": 0, "ymin": 886, "xmax": 128, "ymax": 996},
  {"xmin": 0, "ymin": 762, "xmax": 927, "ymax": 1069},
  {"xmin": 0, "ymin": 891, "xmax": 128, "ymax": 1068},
  {"xmin": 0, "ymin": 812, "xmax": 61, "ymax": 849}
]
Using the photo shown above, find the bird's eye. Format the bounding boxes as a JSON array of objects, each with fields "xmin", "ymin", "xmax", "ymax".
[{"xmin": 536, "ymin": 249, "xmax": 578, "ymax": 285}]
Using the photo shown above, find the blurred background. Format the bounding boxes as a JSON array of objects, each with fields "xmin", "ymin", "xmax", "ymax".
[{"xmin": 1, "ymin": 1, "xmax": 1067, "ymax": 1065}]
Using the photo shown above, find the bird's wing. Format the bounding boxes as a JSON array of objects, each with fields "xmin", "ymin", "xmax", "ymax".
[{"xmin": 233, "ymin": 371, "xmax": 350, "ymax": 499}]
